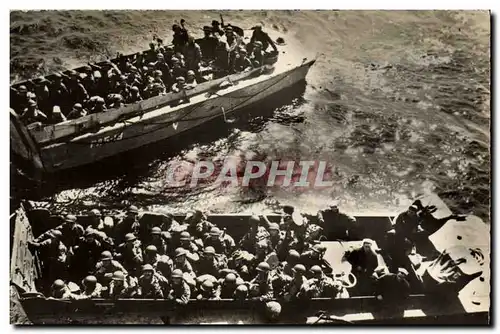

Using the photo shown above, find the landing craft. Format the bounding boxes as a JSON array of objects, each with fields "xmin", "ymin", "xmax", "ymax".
[
  {"xmin": 10, "ymin": 30, "xmax": 316, "ymax": 178},
  {"xmin": 10, "ymin": 194, "xmax": 489, "ymax": 324}
]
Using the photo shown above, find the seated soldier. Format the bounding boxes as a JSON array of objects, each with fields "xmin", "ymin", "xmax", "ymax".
[
  {"xmin": 196, "ymin": 280, "xmax": 221, "ymax": 300},
  {"xmin": 49, "ymin": 279, "xmax": 73, "ymax": 299},
  {"xmin": 227, "ymin": 249, "xmax": 256, "ymax": 281},
  {"xmin": 171, "ymin": 76, "xmax": 187, "ymax": 93},
  {"xmin": 300, "ymin": 244, "xmax": 333, "ymax": 276},
  {"xmin": 184, "ymin": 210, "xmax": 214, "ymax": 239},
  {"xmin": 196, "ymin": 246, "xmax": 226, "ymax": 277},
  {"xmin": 67, "ymin": 103, "xmax": 88, "ymax": 120},
  {"xmin": 20, "ymin": 99, "xmax": 48, "ymax": 125},
  {"xmin": 218, "ymin": 273, "xmax": 243, "ymax": 299},
  {"xmin": 317, "ymin": 201, "xmax": 357, "ymax": 239},
  {"xmin": 173, "ymin": 248, "xmax": 196, "ymax": 279},
  {"xmin": 374, "ymin": 267, "xmax": 411, "ymax": 304},
  {"xmin": 73, "ymin": 275, "xmax": 103, "ymax": 300},
  {"xmin": 232, "ymin": 47, "xmax": 253, "ymax": 73},
  {"xmin": 305, "ymin": 265, "xmax": 344, "ymax": 299},
  {"xmin": 283, "ymin": 264, "xmax": 310, "ymax": 301},
  {"xmin": 104, "ymin": 271, "xmax": 137, "ymax": 299},
  {"xmin": 248, "ymin": 262, "xmax": 274, "ymax": 301},
  {"xmin": 137, "ymin": 264, "xmax": 164, "ymax": 299},
  {"xmin": 150, "ymin": 227, "xmax": 168, "ymax": 255},
  {"xmin": 249, "ymin": 41, "xmax": 265, "ymax": 67},
  {"xmin": 249, "ymin": 25, "xmax": 278, "ymax": 53},
  {"xmin": 239, "ymin": 215, "xmax": 270, "ymax": 254},
  {"xmin": 127, "ymin": 86, "xmax": 143, "ymax": 103},
  {"xmin": 179, "ymin": 231, "xmax": 200, "ymax": 263},
  {"xmin": 94, "ymin": 251, "xmax": 128, "ymax": 286},
  {"xmin": 280, "ymin": 249, "xmax": 301, "ymax": 277},
  {"xmin": 143, "ymin": 245, "xmax": 161, "ymax": 268},
  {"xmin": 344, "ymin": 239, "xmax": 379, "ymax": 278},
  {"xmin": 185, "ymin": 70, "xmax": 198, "ymax": 90},
  {"xmin": 204, "ymin": 227, "xmax": 235, "ymax": 256},
  {"xmin": 234, "ymin": 284, "xmax": 249, "ymax": 301},
  {"xmin": 114, "ymin": 233, "xmax": 143, "ymax": 276},
  {"xmin": 167, "ymin": 269, "xmax": 191, "ymax": 305}
]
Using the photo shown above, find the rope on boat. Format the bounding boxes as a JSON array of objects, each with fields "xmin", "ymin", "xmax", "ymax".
[{"xmin": 64, "ymin": 69, "xmax": 294, "ymax": 146}]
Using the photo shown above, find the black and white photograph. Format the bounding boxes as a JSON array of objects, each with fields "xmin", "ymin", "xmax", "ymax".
[{"xmin": 8, "ymin": 8, "xmax": 491, "ymax": 325}]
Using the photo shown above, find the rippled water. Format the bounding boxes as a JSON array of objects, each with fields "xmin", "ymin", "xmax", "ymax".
[{"xmin": 10, "ymin": 11, "xmax": 490, "ymax": 221}]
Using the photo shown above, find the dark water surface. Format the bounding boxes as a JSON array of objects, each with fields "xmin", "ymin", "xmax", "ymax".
[{"xmin": 10, "ymin": 11, "xmax": 490, "ymax": 221}]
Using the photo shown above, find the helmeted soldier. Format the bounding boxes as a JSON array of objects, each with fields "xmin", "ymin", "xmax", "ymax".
[
  {"xmin": 196, "ymin": 246, "xmax": 226, "ymax": 277},
  {"xmin": 234, "ymin": 284, "xmax": 249, "ymax": 301},
  {"xmin": 268, "ymin": 223, "xmax": 284, "ymax": 254},
  {"xmin": 218, "ymin": 273, "xmax": 242, "ymax": 299},
  {"xmin": 300, "ymin": 244, "xmax": 333, "ymax": 275},
  {"xmin": 143, "ymin": 245, "xmax": 161, "ymax": 268},
  {"xmin": 94, "ymin": 251, "xmax": 128, "ymax": 285},
  {"xmin": 280, "ymin": 249, "xmax": 301, "ymax": 277},
  {"xmin": 345, "ymin": 239, "xmax": 380, "ymax": 277},
  {"xmin": 167, "ymin": 269, "xmax": 191, "ymax": 305},
  {"xmin": 317, "ymin": 201, "xmax": 358, "ymax": 239},
  {"xmin": 20, "ymin": 99, "xmax": 48, "ymax": 125},
  {"xmin": 173, "ymin": 247, "xmax": 196, "ymax": 278},
  {"xmin": 374, "ymin": 267, "xmax": 411, "ymax": 304},
  {"xmin": 75, "ymin": 275, "xmax": 103, "ymax": 299},
  {"xmin": 248, "ymin": 262, "xmax": 274, "ymax": 301},
  {"xmin": 283, "ymin": 264, "xmax": 309, "ymax": 301},
  {"xmin": 196, "ymin": 280, "xmax": 221, "ymax": 300},
  {"xmin": 115, "ymin": 233, "xmax": 143, "ymax": 275},
  {"xmin": 204, "ymin": 227, "xmax": 235, "ymax": 256},
  {"xmin": 36, "ymin": 214, "xmax": 84, "ymax": 250},
  {"xmin": 305, "ymin": 265, "xmax": 343, "ymax": 298},
  {"xmin": 179, "ymin": 231, "xmax": 200, "ymax": 263},
  {"xmin": 106, "ymin": 271, "xmax": 137, "ymax": 299},
  {"xmin": 239, "ymin": 215, "xmax": 270, "ymax": 253},
  {"xmin": 156, "ymin": 254, "xmax": 174, "ymax": 281},
  {"xmin": 137, "ymin": 264, "xmax": 164, "ymax": 299},
  {"xmin": 87, "ymin": 208, "xmax": 104, "ymax": 230},
  {"xmin": 185, "ymin": 210, "xmax": 214, "ymax": 239},
  {"xmin": 29, "ymin": 229, "xmax": 69, "ymax": 283},
  {"xmin": 394, "ymin": 204, "xmax": 424, "ymax": 246},
  {"xmin": 115, "ymin": 205, "xmax": 140, "ymax": 244},
  {"xmin": 71, "ymin": 228, "xmax": 106, "ymax": 280},
  {"xmin": 150, "ymin": 227, "xmax": 168, "ymax": 255},
  {"xmin": 227, "ymin": 249, "xmax": 256, "ymax": 281},
  {"xmin": 50, "ymin": 279, "xmax": 73, "ymax": 299}
]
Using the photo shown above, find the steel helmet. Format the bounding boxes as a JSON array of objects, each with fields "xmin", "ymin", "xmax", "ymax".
[
  {"xmin": 171, "ymin": 269, "xmax": 183, "ymax": 278},
  {"xmin": 292, "ymin": 264, "xmax": 306, "ymax": 274},
  {"xmin": 73, "ymin": 103, "xmax": 83, "ymax": 111},
  {"xmin": 142, "ymin": 264, "xmax": 154, "ymax": 272},
  {"xmin": 51, "ymin": 230, "xmax": 63, "ymax": 238},
  {"xmin": 253, "ymin": 41, "xmax": 263, "ymax": 48},
  {"xmin": 131, "ymin": 86, "xmax": 139, "ymax": 92},
  {"xmin": 204, "ymin": 246, "xmax": 216, "ymax": 255},
  {"xmin": 128, "ymin": 205, "xmax": 139, "ymax": 214},
  {"xmin": 154, "ymin": 70, "xmax": 162, "ymax": 77},
  {"xmin": 145, "ymin": 245, "xmax": 158, "ymax": 253},
  {"xmin": 157, "ymin": 53, "xmax": 164, "ymax": 59},
  {"xmin": 18, "ymin": 85, "xmax": 27, "ymax": 92},
  {"xmin": 235, "ymin": 284, "xmax": 248, "ymax": 295},
  {"xmin": 175, "ymin": 247, "xmax": 187, "ymax": 257},
  {"xmin": 209, "ymin": 227, "xmax": 221, "ymax": 236},
  {"xmin": 268, "ymin": 223, "xmax": 279, "ymax": 231},
  {"xmin": 52, "ymin": 279, "xmax": 65, "ymax": 290},
  {"xmin": 256, "ymin": 262, "xmax": 270, "ymax": 272},
  {"xmin": 265, "ymin": 301, "xmax": 282, "ymax": 319},
  {"xmin": 90, "ymin": 209, "xmax": 101, "ymax": 217},
  {"xmin": 186, "ymin": 70, "xmax": 195, "ymax": 77},
  {"xmin": 312, "ymin": 244, "xmax": 326, "ymax": 254},
  {"xmin": 28, "ymin": 99, "xmax": 37, "ymax": 107},
  {"xmin": 151, "ymin": 227, "xmax": 162, "ymax": 235},
  {"xmin": 176, "ymin": 76, "xmax": 186, "ymax": 83},
  {"xmin": 249, "ymin": 215, "xmax": 260, "ymax": 224},
  {"xmin": 83, "ymin": 275, "xmax": 97, "ymax": 284},
  {"xmin": 112, "ymin": 271, "xmax": 125, "ymax": 281},
  {"xmin": 310, "ymin": 265, "xmax": 323, "ymax": 275},
  {"xmin": 125, "ymin": 233, "xmax": 136, "ymax": 242},
  {"xmin": 224, "ymin": 273, "xmax": 237, "ymax": 283},
  {"xmin": 101, "ymin": 251, "xmax": 113, "ymax": 260},
  {"xmin": 288, "ymin": 249, "xmax": 300, "ymax": 260},
  {"xmin": 200, "ymin": 280, "xmax": 214, "ymax": 291},
  {"xmin": 180, "ymin": 231, "xmax": 191, "ymax": 241}
]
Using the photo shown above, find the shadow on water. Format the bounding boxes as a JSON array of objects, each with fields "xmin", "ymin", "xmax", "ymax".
[{"xmin": 11, "ymin": 81, "xmax": 308, "ymax": 206}]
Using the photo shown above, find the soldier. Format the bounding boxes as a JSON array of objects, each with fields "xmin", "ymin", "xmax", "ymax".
[
  {"xmin": 197, "ymin": 246, "xmax": 226, "ymax": 277},
  {"xmin": 28, "ymin": 230, "xmax": 69, "ymax": 283},
  {"xmin": 234, "ymin": 284, "xmax": 249, "ymax": 301},
  {"xmin": 167, "ymin": 269, "xmax": 191, "ymax": 305},
  {"xmin": 232, "ymin": 47, "xmax": 253, "ymax": 73},
  {"xmin": 213, "ymin": 39, "xmax": 230, "ymax": 78},
  {"xmin": 114, "ymin": 233, "xmax": 143, "ymax": 276},
  {"xmin": 300, "ymin": 244, "xmax": 333, "ymax": 276},
  {"xmin": 66, "ymin": 71, "xmax": 89, "ymax": 104},
  {"xmin": 218, "ymin": 273, "xmax": 241, "ymax": 299},
  {"xmin": 87, "ymin": 208, "xmax": 103, "ymax": 230},
  {"xmin": 94, "ymin": 251, "xmax": 128, "ymax": 286},
  {"xmin": 227, "ymin": 249, "xmax": 256, "ymax": 282},
  {"xmin": 137, "ymin": 264, "xmax": 164, "ymax": 299},
  {"xmin": 394, "ymin": 204, "xmax": 425, "ymax": 247},
  {"xmin": 305, "ymin": 265, "xmax": 343, "ymax": 298},
  {"xmin": 71, "ymin": 229, "xmax": 105, "ymax": 280},
  {"xmin": 115, "ymin": 205, "xmax": 140, "ymax": 244},
  {"xmin": 170, "ymin": 58, "xmax": 188, "ymax": 82},
  {"xmin": 185, "ymin": 70, "xmax": 198, "ymax": 90},
  {"xmin": 36, "ymin": 214, "xmax": 84, "ymax": 250},
  {"xmin": 105, "ymin": 271, "xmax": 137, "ymax": 299},
  {"xmin": 183, "ymin": 36, "xmax": 202, "ymax": 72},
  {"xmin": 283, "ymin": 264, "xmax": 309, "ymax": 301},
  {"xmin": 179, "ymin": 231, "xmax": 200, "ymax": 263},
  {"xmin": 20, "ymin": 99, "xmax": 48, "ymax": 125},
  {"xmin": 97, "ymin": 216, "xmax": 115, "ymax": 240},
  {"xmin": 199, "ymin": 26, "xmax": 218, "ymax": 60},
  {"xmin": 172, "ymin": 22, "xmax": 189, "ymax": 53},
  {"xmin": 184, "ymin": 210, "xmax": 213, "ymax": 239},
  {"xmin": 267, "ymin": 223, "xmax": 284, "ymax": 255},
  {"xmin": 280, "ymin": 249, "xmax": 301, "ymax": 276},
  {"xmin": 239, "ymin": 215, "xmax": 270, "ymax": 254},
  {"xmin": 49, "ymin": 279, "xmax": 73, "ymax": 299},
  {"xmin": 204, "ymin": 227, "xmax": 235, "ymax": 256},
  {"xmin": 344, "ymin": 239, "xmax": 379, "ymax": 278},
  {"xmin": 127, "ymin": 86, "xmax": 143, "ymax": 103},
  {"xmin": 66, "ymin": 103, "xmax": 88, "ymax": 120},
  {"xmin": 249, "ymin": 41, "xmax": 265, "ymax": 67},
  {"xmin": 249, "ymin": 25, "xmax": 278, "ymax": 53},
  {"xmin": 150, "ymin": 227, "xmax": 168, "ymax": 255},
  {"xmin": 196, "ymin": 280, "xmax": 221, "ymax": 300},
  {"xmin": 248, "ymin": 262, "xmax": 274, "ymax": 301},
  {"xmin": 48, "ymin": 105, "xmax": 67, "ymax": 124},
  {"xmin": 75, "ymin": 275, "xmax": 103, "ymax": 300},
  {"xmin": 173, "ymin": 248, "xmax": 196, "ymax": 278},
  {"xmin": 143, "ymin": 245, "xmax": 161, "ymax": 268},
  {"xmin": 317, "ymin": 202, "xmax": 358, "ymax": 239},
  {"xmin": 374, "ymin": 267, "xmax": 411, "ymax": 304}
]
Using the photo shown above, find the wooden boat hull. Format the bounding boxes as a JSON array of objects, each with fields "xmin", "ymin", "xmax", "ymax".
[{"xmin": 12, "ymin": 60, "xmax": 315, "ymax": 173}]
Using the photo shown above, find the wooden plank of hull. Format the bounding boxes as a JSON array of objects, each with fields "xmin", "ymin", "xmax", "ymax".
[
  {"xmin": 39, "ymin": 60, "xmax": 314, "ymax": 172},
  {"xmin": 10, "ymin": 110, "xmax": 44, "ymax": 171},
  {"xmin": 27, "ymin": 67, "xmax": 267, "ymax": 146}
]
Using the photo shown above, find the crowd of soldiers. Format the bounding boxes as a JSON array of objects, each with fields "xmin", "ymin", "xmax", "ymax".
[
  {"xmin": 29, "ymin": 199, "xmax": 463, "ymax": 306},
  {"xmin": 11, "ymin": 18, "xmax": 279, "ymax": 127}
]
